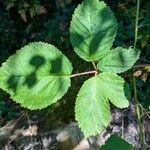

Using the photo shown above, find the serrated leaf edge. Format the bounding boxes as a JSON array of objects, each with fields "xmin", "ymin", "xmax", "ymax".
[
  {"xmin": 0, "ymin": 42, "xmax": 73, "ymax": 110},
  {"xmin": 97, "ymin": 47, "xmax": 140, "ymax": 73},
  {"xmin": 70, "ymin": 0, "xmax": 118, "ymax": 62},
  {"xmin": 75, "ymin": 76, "xmax": 111, "ymax": 138}
]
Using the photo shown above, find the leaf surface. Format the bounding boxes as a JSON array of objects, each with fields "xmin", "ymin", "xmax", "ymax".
[
  {"xmin": 101, "ymin": 134, "xmax": 135, "ymax": 150},
  {"xmin": 98, "ymin": 47, "xmax": 140, "ymax": 73},
  {"xmin": 70, "ymin": 0, "xmax": 117, "ymax": 61},
  {"xmin": 0, "ymin": 42, "xmax": 72, "ymax": 110},
  {"xmin": 99, "ymin": 73, "xmax": 129, "ymax": 108},
  {"xmin": 75, "ymin": 72, "xmax": 129, "ymax": 137}
]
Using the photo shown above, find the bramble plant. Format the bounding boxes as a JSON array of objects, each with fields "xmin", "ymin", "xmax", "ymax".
[{"xmin": 0, "ymin": 0, "xmax": 140, "ymax": 138}]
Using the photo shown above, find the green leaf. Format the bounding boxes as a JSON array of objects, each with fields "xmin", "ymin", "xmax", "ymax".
[
  {"xmin": 97, "ymin": 47, "xmax": 140, "ymax": 73},
  {"xmin": 75, "ymin": 75, "xmax": 111, "ymax": 137},
  {"xmin": 70, "ymin": 0, "xmax": 117, "ymax": 61},
  {"xmin": 99, "ymin": 73, "xmax": 129, "ymax": 108},
  {"xmin": 101, "ymin": 134, "xmax": 135, "ymax": 150},
  {"xmin": 0, "ymin": 42, "xmax": 73, "ymax": 110},
  {"xmin": 75, "ymin": 72, "xmax": 129, "ymax": 137}
]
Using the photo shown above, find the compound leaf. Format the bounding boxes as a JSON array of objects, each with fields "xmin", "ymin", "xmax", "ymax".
[
  {"xmin": 75, "ymin": 72, "xmax": 129, "ymax": 137},
  {"xmin": 101, "ymin": 134, "xmax": 135, "ymax": 150},
  {"xmin": 70, "ymin": 0, "xmax": 117, "ymax": 61},
  {"xmin": 0, "ymin": 42, "xmax": 73, "ymax": 110},
  {"xmin": 97, "ymin": 47, "xmax": 140, "ymax": 73}
]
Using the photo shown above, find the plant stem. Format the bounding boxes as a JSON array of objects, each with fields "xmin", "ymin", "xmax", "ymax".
[
  {"xmin": 134, "ymin": 0, "xmax": 140, "ymax": 49},
  {"xmin": 133, "ymin": 0, "xmax": 146, "ymax": 149},
  {"xmin": 134, "ymin": 64, "xmax": 150, "ymax": 68},
  {"xmin": 92, "ymin": 61, "xmax": 98, "ymax": 75},
  {"xmin": 92, "ymin": 61, "xmax": 97, "ymax": 70},
  {"xmin": 70, "ymin": 70, "xmax": 97, "ymax": 78},
  {"xmin": 133, "ymin": 78, "xmax": 146, "ymax": 149}
]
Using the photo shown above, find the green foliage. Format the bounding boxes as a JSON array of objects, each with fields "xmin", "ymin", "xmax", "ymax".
[
  {"xmin": 136, "ymin": 79, "xmax": 150, "ymax": 109},
  {"xmin": 0, "ymin": 11, "xmax": 18, "ymax": 64},
  {"xmin": 0, "ymin": 42, "xmax": 72, "ymax": 110},
  {"xmin": 0, "ymin": 0, "xmax": 141, "ymax": 139},
  {"xmin": 101, "ymin": 134, "xmax": 135, "ymax": 150},
  {"xmin": 75, "ymin": 73, "xmax": 129, "ymax": 137},
  {"xmin": 4, "ymin": 0, "xmax": 41, "ymax": 18},
  {"xmin": 32, "ymin": 6, "xmax": 74, "ymax": 50},
  {"xmin": 97, "ymin": 47, "xmax": 140, "ymax": 73},
  {"xmin": 0, "ymin": 90, "xmax": 20, "ymax": 126},
  {"xmin": 113, "ymin": 0, "xmax": 150, "ymax": 88},
  {"xmin": 70, "ymin": 0, "xmax": 117, "ymax": 61}
]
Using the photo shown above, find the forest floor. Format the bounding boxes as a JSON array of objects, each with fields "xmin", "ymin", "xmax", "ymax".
[{"xmin": 0, "ymin": 102, "xmax": 150, "ymax": 150}]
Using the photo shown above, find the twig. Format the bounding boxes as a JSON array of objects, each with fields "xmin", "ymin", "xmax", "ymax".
[
  {"xmin": 70, "ymin": 70, "xmax": 97, "ymax": 78},
  {"xmin": 121, "ymin": 111, "xmax": 124, "ymax": 138},
  {"xmin": 1, "ymin": 112, "xmax": 25, "ymax": 130},
  {"xmin": 138, "ymin": 104, "xmax": 150, "ymax": 119},
  {"xmin": 26, "ymin": 113, "xmax": 34, "ymax": 150},
  {"xmin": 92, "ymin": 61, "xmax": 97, "ymax": 70},
  {"xmin": 134, "ymin": 64, "xmax": 150, "ymax": 68},
  {"xmin": 138, "ymin": 23, "xmax": 150, "ymax": 28},
  {"xmin": 133, "ymin": 0, "xmax": 147, "ymax": 149},
  {"xmin": 133, "ymin": 0, "xmax": 140, "ymax": 49},
  {"xmin": 7, "ymin": 126, "xmax": 25, "ymax": 145},
  {"xmin": 92, "ymin": 61, "xmax": 98, "ymax": 75}
]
